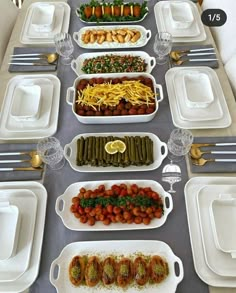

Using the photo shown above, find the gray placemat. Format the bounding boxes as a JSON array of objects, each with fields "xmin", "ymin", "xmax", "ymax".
[
  {"xmin": 170, "ymin": 44, "xmax": 219, "ymax": 68},
  {"xmin": 9, "ymin": 47, "xmax": 58, "ymax": 72},
  {"xmin": 189, "ymin": 137, "xmax": 236, "ymax": 173},
  {"xmin": 0, "ymin": 144, "xmax": 44, "ymax": 181}
]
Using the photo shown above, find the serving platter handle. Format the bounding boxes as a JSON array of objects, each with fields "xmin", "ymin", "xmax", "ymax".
[
  {"xmin": 66, "ymin": 87, "xmax": 75, "ymax": 105},
  {"xmin": 146, "ymin": 29, "xmax": 152, "ymax": 41},
  {"xmin": 164, "ymin": 192, "xmax": 173, "ymax": 215},
  {"xmin": 71, "ymin": 59, "xmax": 78, "ymax": 76},
  {"xmin": 49, "ymin": 257, "xmax": 61, "ymax": 287},
  {"xmin": 155, "ymin": 84, "xmax": 164, "ymax": 103},
  {"xmin": 160, "ymin": 141, "xmax": 168, "ymax": 159},
  {"xmin": 149, "ymin": 57, "xmax": 156, "ymax": 72},
  {"xmin": 64, "ymin": 144, "xmax": 72, "ymax": 159},
  {"xmin": 55, "ymin": 195, "xmax": 65, "ymax": 217},
  {"xmin": 173, "ymin": 255, "xmax": 184, "ymax": 283},
  {"xmin": 73, "ymin": 32, "xmax": 79, "ymax": 43}
]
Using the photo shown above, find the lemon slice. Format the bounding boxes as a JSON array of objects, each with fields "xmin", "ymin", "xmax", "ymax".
[
  {"xmin": 105, "ymin": 141, "xmax": 118, "ymax": 154},
  {"xmin": 111, "ymin": 140, "xmax": 126, "ymax": 153}
]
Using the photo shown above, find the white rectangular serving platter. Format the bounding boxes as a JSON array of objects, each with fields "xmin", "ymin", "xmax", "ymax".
[
  {"xmin": 0, "ymin": 189, "xmax": 37, "ymax": 283},
  {"xmin": 20, "ymin": 2, "xmax": 70, "ymax": 44},
  {"xmin": 73, "ymin": 25, "xmax": 151, "ymax": 49},
  {"xmin": 50, "ymin": 240, "xmax": 184, "ymax": 293},
  {"xmin": 55, "ymin": 179, "xmax": 173, "ymax": 231},
  {"xmin": 184, "ymin": 177, "xmax": 236, "ymax": 287},
  {"xmin": 0, "ymin": 181, "xmax": 47, "ymax": 293},
  {"xmin": 165, "ymin": 67, "xmax": 232, "ymax": 129},
  {"xmin": 64, "ymin": 132, "xmax": 168, "ymax": 173},
  {"xmin": 196, "ymin": 185, "xmax": 236, "ymax": 277},
  {"xmin": 0, "ymin": 74, "xmax": 60, "ymax": 141},
  {"xmin": 66, "ymin": 72, "xmax": 163, "ymax": 124},
  {"xmin": 71, "ymin": 51, "xmax": 156, "ymax": 76},
  {"xmin": 76, "ymin": 4, "xmax": 149, "ymax": 24},
  {"xmin": 154, "ymin": 0, "xmax": 206, "ymax": 42}
]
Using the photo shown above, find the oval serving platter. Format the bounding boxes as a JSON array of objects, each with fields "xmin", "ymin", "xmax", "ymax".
[
  {"xmin": 73, "ymin": 25, "xmax": 151, "ymax": 49},
  {"xmin": 55, "ymin": 179, "xmax": 173, "ymax": 231},
  {"xmin": 64, "ymin": 132, "xmax": 168, "ymax": 173},
  {"xmin": 71, "ymin": 50, "xmax": 156, "ymax": 76}
]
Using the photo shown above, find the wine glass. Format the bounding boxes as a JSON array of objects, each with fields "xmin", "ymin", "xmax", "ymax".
[
  {"xmin": 162, "ymin": 129, "xmax": 193, "ymax": 193},
  {"xmin": 54, "ymin": 33, "xmax": 74, "ymax": 65},
  {"xmin": 153, "ymin": 32, "xmax": 172, "ymax": 65}
]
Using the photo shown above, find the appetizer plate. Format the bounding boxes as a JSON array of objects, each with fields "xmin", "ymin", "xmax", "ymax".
[
  {"xmin": 0, "ymin": 189, "xmax": 37, "ymax": 283},
  {"xmin": 0, "ymin": 182, "xmax": 47, "ymax": 292},
  {"xmin": 0, "ymin": 74, "xmax": 60, "ymax": 141},
  {"xmin": 73, "ymin": 25, "xmax": 151, "ymax": 49},
  {"xmin": 71, "ymin": 51, "xmax": 156, "ymax": 75},
  {"xmin": 64, "ymin": 132, "xmax": 168, "ymax": 172},
  {"xmin": 165, "ymin": 67, "xmax": 232, "ymax": 129},
  {"xmin": 185, "ymin": 177, "xmax": 236, "ymax": 286},
  {"xmin": 76, "ymin": 2, "xmax": 148, "ymax": 24},
  {"xmin": 50, "ymin": 240, "xmax": 184, "ymax": 293},
  {"xmin": 197, "ymin": 185, "xmax": 236, "ymax": 277},
  {"xmin": 55, "ymin": 180, "xmax": 173, "ymax": 231},
  {"xmin": 154, "ymin": 0, "xmax": 206, "ymax": 42},
  {"xmin": 66, "ymin": 72, "xmax": 163, "ymax": 124},
  {"xmin": 20, "ymin": 2, "xmax": 70, "ymax": 44}
]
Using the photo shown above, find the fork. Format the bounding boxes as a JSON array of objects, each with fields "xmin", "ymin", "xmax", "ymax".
[{"xmin": 191, "ymin": 157, "xmax": 236, "ymax": 166}]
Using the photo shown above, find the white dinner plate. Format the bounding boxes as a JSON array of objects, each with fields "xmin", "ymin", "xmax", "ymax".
[
  {"xmin": 20, "ymin": 2, "xmax": 70, "ymax": 45},
  {"xmin": 64, "ymin": 132, "xmax": 168, "ymax": 173},
  {"xmin": 71, "ymin": 51, "xmax": 156, "ymax": 75},
  {"xmin": 197, "ymin": 185, "xmax": 236, "ymax": 277},
  {"xmin": 185, "ymin": 177, "xmax": 236, "ymax": 286},
  {"xmin": 173, "ymin": 70, "xmax": 223, "ymax": 121},
  {"xmin": 0, "ymin": 181, "xmax": 47, "ymax": 293},
  {"xmin": 154, "ymin": 0, "xmax": 206, "ymax": 43},
  {"xmin": 0, "ymin": 189, "xmax": 37, "ymax": 282},
  {"xmin": 50, "ymin": 240, "xmax": 184, "ymax": 293},
  {"xmin": 56, "ymin": 179, "xmax": 173, "ymax": 231},
  {"xmin": 0, "ymin": 74, "xmax": 60, "ymax": 141},
  {"xmin": 73, "ymin": 25, "xmax": 151, "ymax": 49},
  {"xmin": 165, "ymin": 67, "xmax": 232, "ymax": 129}
]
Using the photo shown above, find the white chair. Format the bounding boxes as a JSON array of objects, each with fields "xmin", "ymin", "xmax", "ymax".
[{"xmin": 0, "ymin": 0, "xmax": 18, "ymax": 68}]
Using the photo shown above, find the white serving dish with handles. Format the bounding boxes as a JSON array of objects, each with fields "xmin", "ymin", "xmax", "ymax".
[
  {"xmin": 55, "ymin": 179, "xmax": 173, "ymax": 231},
  {"xmin": 50, "ymin": 240, "xmax": 184, "ymax": 293},
  {"xmin": 73, "ymin": 25, "xmax": 151, "ymax": 49},
  {"xmin": 66, "ymin": 72, "xmax": 163, "ymax": 124},
  {"xmin": 64, "ymin": 132, "xmax": 168, "ymax": 173},
  {"xmin": 71, "ymin": 51, "xmax": 156, "ymax": 75}
]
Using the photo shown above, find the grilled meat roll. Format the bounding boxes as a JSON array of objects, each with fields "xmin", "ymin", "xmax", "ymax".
[
  {"xmin": 102, "ymin": 257, "xmax": 117, "ymax": 285},
  {"xmin": 85, "ymin": 256, "xmax": 101, "ymax": 287},
  {"xmin": 117, "ymin": 257, "xmax": 133, "ymax": 287},
  {"xmin": 149, "ymin": 255, "xmax": 169, "ymax": 283},
  {"xmin": 133, "ymin": 256, "xmax": 149, "ymax": 286},
  {"xmin": 69, "ymin": 255, "xmax": 86, "ymax": 286}
]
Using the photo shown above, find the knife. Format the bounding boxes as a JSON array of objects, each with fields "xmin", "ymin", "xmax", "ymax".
[
  {"xmin": 8, "ymin": 62, "xmax": 55, "ymax": 66},
  {"xmin": 0, "ymin": 167, "xmax": 43, "ymax": 171},
  {"xmin": 192, "ymin": 143, "xmax": 236, "ymax": 147}
]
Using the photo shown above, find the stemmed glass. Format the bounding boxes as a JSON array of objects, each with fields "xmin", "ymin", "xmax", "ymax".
[
  {"xmin": 54, "ymin": 33, "xmax": 74, "ymax": 65},
  {"xmin": 153, "ymin": 32, "xmax": 172, "ymax": 65},
  {"xmin": 162, "ymin": 129, "xmax": 193, "ymax": 193}
]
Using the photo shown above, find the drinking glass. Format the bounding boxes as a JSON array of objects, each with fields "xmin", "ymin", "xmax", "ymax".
[
  {"xmin": 54, "ymin": 33, "xmax": 74, "ymax": 65},
  {"xmin": 37, "ymin": 137, "xmax": 65, "ymax": 170},
  {"xmin": 167, "ymin": 128, "xmax": 193, "ymax": 162},
  {"xmin": 153, "ymin": 32, "xmax": 172, "ymax": 65}
]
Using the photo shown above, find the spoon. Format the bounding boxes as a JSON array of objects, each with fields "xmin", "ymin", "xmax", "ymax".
[
  {"xmin": 190, "ymin": 147, "xmax": 236, "ymax": 159},
  {"xmin": 170, "ymin": 51, "xmax": 216, "ymax": 61},
  {"xmin": 0, "ymin": 153, "xmax": 43, "ymax": 168},
  {"xmin": 191, "ymin": 157, "xmax": 236, "ymax": 166},
  {"xmin": 173, "ymin": 58, "xmax": 219, "ymax": 66},
  {"xmin": 11, "ymin": 53, "xmax": 58, "ymax": 64}
]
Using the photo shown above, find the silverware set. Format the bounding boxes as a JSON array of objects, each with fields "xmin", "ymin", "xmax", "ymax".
[
  {"xmin": 190, "ymin": 143, "xmax": 236, "ymax": 166},
  {"xmin": 8, "ymin": 53, "xmax": 58, "ymax": 66},
  {"xmin": 0, "ymin": 150, "xmax": 43, "ymax": 171},
  {"xmin": 170, "ymin": 47, "xmax": 218, "ymax": 65}
]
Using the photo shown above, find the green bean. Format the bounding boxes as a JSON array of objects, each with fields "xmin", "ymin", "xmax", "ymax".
[
  {"xmin": 103, "ymin": 137, "xmax": 107, "ymax": 165},
  {"xmin": 99, "ymin": 137, "xmax": 103, "ymax": 165},
  {"xmin": 83, "ymin": 137, "xmax": 88, "ymax": 163},
  {"xmin": 130, "ymin": 137, "xmax": 135, "ymax": 163},
  {"xmin": 87, "ymin": 136, "xmax": 93, "ymax": 162},
  {"xmin": 95, "ymin": 137, "xmax": 99, "ymax": 161},
  {"xmin": 141, "ymin": 137, "xmax": 147, "ymax": 162}
]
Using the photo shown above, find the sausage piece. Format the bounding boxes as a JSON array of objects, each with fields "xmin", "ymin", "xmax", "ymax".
[
  {"xmin": 85, "ymin": 256, "xmax": 101, "ymax": 287},
  {"xmin": 68, "ymin": 255, "xmax": 86, "ymax": 286}
]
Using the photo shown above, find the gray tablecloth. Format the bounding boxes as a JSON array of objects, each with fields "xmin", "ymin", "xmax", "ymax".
[{"xmin": 30, "ymin": 1, "xmax": 209, "ymax": 293}]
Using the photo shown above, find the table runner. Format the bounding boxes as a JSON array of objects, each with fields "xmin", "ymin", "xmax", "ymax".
[{"xmin": 29, "ymin": 1, "xmax": 209, "ymax": 292}]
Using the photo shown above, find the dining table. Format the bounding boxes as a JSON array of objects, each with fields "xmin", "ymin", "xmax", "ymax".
[{"xmin": 1, "ymin": 0, "xmax": 236, "ymax": 293}]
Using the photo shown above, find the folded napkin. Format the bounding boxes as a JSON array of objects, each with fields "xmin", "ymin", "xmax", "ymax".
[
  {"xmin": 189, "ymin": 136, "xmax": 236, "ymax": 173},
  {"xmin": 0, "ymin": 144, "xmax": 44, "ymax": 181},
  {"xmin": 9, "ymin": 47, "xmax": 58, "ymax": 73},
  {"xmin": 170, "ymin": 44, "xmax": 219, "ymax": 69}
]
